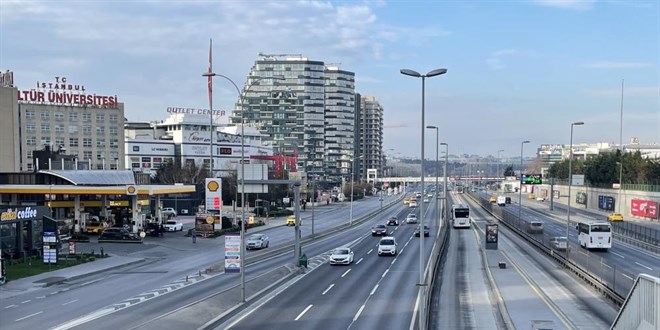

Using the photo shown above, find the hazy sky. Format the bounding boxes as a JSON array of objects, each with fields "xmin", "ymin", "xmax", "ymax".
[{"xmin": 1, "ymin": 0, "xmax": 658, "ymax": 159}]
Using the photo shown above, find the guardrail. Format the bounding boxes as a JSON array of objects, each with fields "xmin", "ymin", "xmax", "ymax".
[
  {"xmin": 466, "ymin": 191, "xmax": 626, "ymax": 306},
  {"xmin": 420, "ymin": 208, "xmax": 451, "ymax": 329}
]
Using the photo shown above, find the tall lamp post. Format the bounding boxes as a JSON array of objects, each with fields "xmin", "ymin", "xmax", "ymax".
[
  {"xmin": 440, "ymin": 142, "xmax": 448, "ymax": 222},
  {"xmin": 349, "ymin": 155, "xmax": 363, "ymax": 226},
  {"xmin": 401, "ymin": 67, "xmax": 447, "ymax": 330},
  {"xmin": 618, "ymin": 79, "xmax": 624, "ymax": 214},
  {"xmin": 426, "ymin": 125, "xmax": 440, "ymax": 225},
  {"xmin": 202, "ymin": 72, "xmax": 285, "ymax": 303},
  {"xmin": 518, "ymin": 141, "xmax": 530, "ymax": 228},
  {"xmin": 567, "ymin": 121, "xmax": 584, "ymax": 260},
  {"xmin": 497, "ymin": 149, "xmax": 504, "ymax": 192}
]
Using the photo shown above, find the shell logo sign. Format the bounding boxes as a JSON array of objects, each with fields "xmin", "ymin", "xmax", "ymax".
[
  {"xmin": 207, "ymin": 180, "xmax": 220, "ymax": 192},
  {"xmin": 126, "ymin": 185, "xmax": 137, "ymax": 195},
  {"xmin": 205, "ymin": 178, "xmax": 222, "ymax": 213}
]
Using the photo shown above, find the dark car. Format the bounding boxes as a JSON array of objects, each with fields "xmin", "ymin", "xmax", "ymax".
[
  {"xmin": 143, "ymin": 222, "xmax": 162, "ymax": 237},
  {"xmin": 371, "ymin": 224, "xmax": 388, "ymax": 236},
  {"xmin": 99, "ymin": 228, "xmax": 142, "ymax": 242},
  {"xmin": 414, "ymin": 225, "xmax": 430, "ymax": 237},
  {"xmin": 386, "ymin": 217, "xmax": 399, "ymax": 226}
]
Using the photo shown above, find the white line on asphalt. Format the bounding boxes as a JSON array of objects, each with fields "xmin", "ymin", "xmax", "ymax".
[
  {"xmin": 382, "ymin": 269, "xmax": 389, "ymax": 278},
  {"xmin": 635, "ymin": 262, "xmax": 653, "ymax": 271},
  {"xmin": 62, "ymin": 299, "xmax": 79, "ymax": 306},
  {"xmin": 5, "ymin": 304, "xmax": 17, "ymax": 309},
  {"xmin": 370, "ymin": 284, "xmax": 379, "ymax": 295},
  {"xmin": 622, "ymin": 274, "xmax": 634, "ymax": 281},
  {"xmin": 356, "ymin": 257, "xmax": 363, "ymax": 265},
  {"xmin": 20, "ymin": 300, "xmax": 30, "ymax": 304},
  {"xmin": 341, "ymin": 269, "xmax": 351, "ymax": 277},
  {"xmin": 611, "ymin": 251, "xmax": 625, "ymax": 258},
  {"xmin": 353, "ymin": 304, "xmax": 366, "ymax": 322},
  {"xmin": 367, "ymin": 248, "xmax": 373, "ymax": 255},
  {"xmin": 36, "ymin": 296, "xmax": 46, "ymax": 299},
  {"xmin": 15, "ymin": 311, "xmax": 42, "ymax": 322},
  {"xmin": 391, "ymin": 259, "xmax": 396, "ymax": 265},
  {"xmin": 322, "ymin": 284, "xmax": 335, "ymax": 295},
  {"xmin": 294, "ymin": 304, "xmax": 313, "ymax": 321},
  {"xmin": 602, "ymin": 263, "xmax": 612, "ymax": 269}
]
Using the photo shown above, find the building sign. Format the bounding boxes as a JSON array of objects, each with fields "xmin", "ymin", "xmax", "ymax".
[
  {"xmin": 166, "ymin": 107, "xmax": 226, "ymax": 116},
  {"xmin": 630, "ymin": 199, "xmax": 658, "ymax": 219},
  {"xmin": 17, "ymin": 76, "xmax": 118, "ymax": 107},
  {"xmin": 186, "ymin": 131, "xmax": 211, "ymax": 143},
  {"xmin": 224, "ymin": 233, "xmax": 241, "ymax": 273},
  {"xmin": 571, "ymin": 174, "xmax": 584, "ymax": 186},
  {"xmin": 1, "ymin": 207, "xmax": 39, "ymax": 221},
  {"xmin": 0, "ymin": 70, "xmax": 14, "ymax": 87},
  {"xmin": 219, "ymin": 147, "xmax": 232, "ymax": 155}
]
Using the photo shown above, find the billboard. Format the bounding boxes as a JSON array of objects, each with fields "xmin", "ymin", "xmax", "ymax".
[
  {"xmin": 630, "ymin": 199, "xmax": 658, "ymax": 219},
  {"xmin": 205, "ymin": 178, "xmax": 222, "ymax": 212},
  {"xmin": 598, "ymin": 195, "xmax": 615, "ymax": 211},
  {"xmin": 224, "ymin": 233, "xmax": 241, "ymax": 273},
  {"xmin": 521, "ymin": 174, "xmax": 542, "ymax": 185},
  {"xmin": 576, "ymin": 192, "xmax": 587, "ymax": 205}
]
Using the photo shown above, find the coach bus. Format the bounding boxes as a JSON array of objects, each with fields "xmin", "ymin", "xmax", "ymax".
[
  {"xmin": 576, "ymin": 221, "xmax": 612, "ymax": 250},
  {"xmin": 451, "ymin": 204, "xmax": 471, "ymax": 228}
]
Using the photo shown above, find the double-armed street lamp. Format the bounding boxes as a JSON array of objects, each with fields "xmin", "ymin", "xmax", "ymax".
[
  {"xmin": 426, "ymin": 125, "xmax": 440, "ymax": 225},
  {"xmin": 400, "ymin": 67, "xmax": 447, "ymax": 330},
  {"xmin": 497, "ymin": 149, "xmax": 504, "ymax": 192},
  {"xmin": 567, "ymin": 121, "xmax": 584, "ymax": 260},
  {"xmin": 202, "ymin": 71, "xmax": 285, "ymax": 303}
]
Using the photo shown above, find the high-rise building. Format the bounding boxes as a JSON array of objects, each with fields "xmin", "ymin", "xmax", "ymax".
[
  {"xmin": 356, "ymin": 95, "xmax": 384, "ymax": 182},
  {"xmin": 324, "ymin": 66, "xmax": 355, "ymax": 181}
]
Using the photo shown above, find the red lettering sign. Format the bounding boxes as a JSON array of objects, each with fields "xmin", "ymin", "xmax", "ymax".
[{"xmin": 630, "ymin": 199, "xmax": 658, "ymax": 219}]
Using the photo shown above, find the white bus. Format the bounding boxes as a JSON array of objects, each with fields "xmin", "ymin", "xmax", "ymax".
[
  {"xmin": 451, "ymin": 204, "xmax": 470, "ymax": 228},
  {"xmin": 576, "ymin": 221, "xmax": 612, "ymax": 250}
]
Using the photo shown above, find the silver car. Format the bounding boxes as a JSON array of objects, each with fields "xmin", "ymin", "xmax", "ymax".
[{"xmin": 246, "ymin": 234, "xmax": 269, "ymax": 250}]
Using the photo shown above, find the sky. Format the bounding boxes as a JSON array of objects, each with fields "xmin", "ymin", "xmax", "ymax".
[{"xmin": 1, "ymin": 0, "xmax": 659, "ymax": 159}]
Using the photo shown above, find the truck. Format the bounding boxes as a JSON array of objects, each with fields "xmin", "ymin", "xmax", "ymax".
[{"xmin": 496, "ymin": 195, "xmax": 506, "ymax": 206}]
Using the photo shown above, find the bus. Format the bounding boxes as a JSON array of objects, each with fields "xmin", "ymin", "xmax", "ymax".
[
  {"xmin": 451, "ymin": 204, "xmax": 470, "ymax": 228},
  {"xmin": 576, "ymin": 221, "xmax": 612, "ymax": 250}
]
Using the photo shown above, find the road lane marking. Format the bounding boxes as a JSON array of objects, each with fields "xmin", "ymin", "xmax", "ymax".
[
  {"xmin": 15, "ymin": 311, "xmax": 42, "ymax": 322},
  {"xmin": 341, "ymin": 269, "xmax": 351, "ymax": 277},
  {"xmin": 622, "ymin": 274, "xmax": 634, "ymax": 281},
  {"xmin": 391, "ymin": 259, "xmax": 396, "ymax": 265},
  {"xmin": 602, "ymin": 263, "xmax": 612, "ymax": 269},
  {"xmin": 322, "ymin": 284, "xmax": 335, "ymax": 295},
  {"xmin": 370, "ymin": 284, "xmax": 379, "ymax": 295},
  {"xmin": 21, "ymin": 300, "xmax": 30, "ymax": 304},
  {"xmin": 36, "ymin": 296, "xmax": 46, "ymax": 299},
  {"xmin": 294, "ymin": 304, "xmax": 313, "ymax": 321},
  {"xmin": 352, "ymin": 304, "xmax": 366, "ymax": 322},
  {"xmin": 611, "ymin": 251, "xmax": 625, "ymax": 258},
  {"xmin": 367, "ymin": 248, "xmax": 373, "ymax": 255},
  {"xmin": 5, "ymin": 305, "xmax": 17, "ymax": 309},
  {"xmin": 635, "ymin": 262, "xmax": 653, "ymax": 271},
  {"xmin": 355, "ymin": 257, "xmax": 363, "ymax": 265},
  {"xmin": 62, "ymin": 299, "xmax": 79, "ymax": 306},
  {"xmin": 382, "ymin": 269, "xmax": 389, "ymax": 278}
]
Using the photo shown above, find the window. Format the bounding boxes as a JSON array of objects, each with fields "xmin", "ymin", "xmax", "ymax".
[
  {"xmin": 96, "ymin": 153, "xmax": 105, "ymax": 160},
  {"xmin": 109, "ymin": 114, "xmax": 118, "ymax": 123},
  {"xmin": 83, "ymin": 151, "xmax": 92, "ymax": 160},
  {"xmin": 40, "ymin": 123, "xmax": 50, "ymax": 133},
  {"xmin": 26, "ymin": 123, "xmax": 35, "ymax": 132},
  {"xmin": 26, "ymin": 136, "xmax": 36, "ymax": 145},
  {"xmin": 55, "ymin": 124, "xmax": 64, "ymax": 134},
  {"xmin": 68, "ymin": 125, "xmax": 78, "ymax": 134},
  {"xmin": 110, "ymin": 139, "xmax": 119, "ymax": 148},
  {"xmin": 109, "ymin": 127, "xmax": 118, "ymax": 135},
  {"xmin": 110, "ymin": 164, "xmax": 118, "ymax": 170},
  {"xmin": 69, "ymin": 138, "xmax": 79, "ymax": 147},
  {"xmin": 55, "ymin": 137, "xmax": 65, "ymax": 146},
  {"xmin": 40, "ymin": 136, "xmax": 51, "ymax": 146},
  {"xmin": 96, "ymin": 126, "xmax": 105, "ymax": 135},
  {"xmin": 69, "ymin": 112, "xmax": 78, "ymax": 122},
  {"xmin": 27, "ymin": 164, "xmax": 33, "ymax": 171},
  {"xmin": 25, "ymin": 110, "xmax": 35, "ymax": 120},
  {"xmin": 26, "ymin": 149, "xmax": 33, "ymax": 159},
  {"xmin": 96, "ymin": 113, "xmax": 105, "ymax": 122},
  {"xmin": 40, "ymin": 111, "xmax": 50, "ymax": 120},
  {"xmin": 54, "ymin": 112, "xmax": 64, "ymax": 121},
  {"xmin": 82, "ymin": 125, "xmax": 92, "ymax": 135},
  {"xmin": 110, "ymin": 152, "xmax": 119, "ymax": 160},
  {"xmin": 97, "ymin": 139, "xmax": 105, "ymax": 148},
  {"xmin": 83, "ymin": 138, "xmax": 92, "ymax": 147},
  {"xmin": 82, "ymin": 113, "xmax": 92, "ymax": 122}
]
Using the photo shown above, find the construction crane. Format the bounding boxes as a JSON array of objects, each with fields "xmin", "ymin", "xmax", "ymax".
[{"xmin": 258, "ymin": 52, "xmax": 303, "ymax": 60}]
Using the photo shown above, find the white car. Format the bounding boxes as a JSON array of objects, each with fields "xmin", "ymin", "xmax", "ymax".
[
  {"xmin": 377, "ymin": 237, "xmax": 397, "ymax": 256},
  {"xmin": 406, "ymin": 213, "xmax": 418, "ymax": 224},
  {"xmin": 162, "ymin": 207, "xmax": 177, "ymax": 218},
  {"xmin": 246, "ymin": 234, "xmax": 270, "ymax": 250},
  {"xmin": 423, "ymin": 197, "xmax": 430, "ymax": 203},
  {"xmin": 329, "ymin": 247, "xmax": 354, "ymax": 265},
  {"xmin": 163, "ymin": 220, "xmax": 183, "ymax": 231},
  {"xmin": 409, "ymin": 200, "xmax": 418, "ymax": 208},
  {"xmin": 551, "ymin": 236, "xmax": 567, "ymax": 250}
]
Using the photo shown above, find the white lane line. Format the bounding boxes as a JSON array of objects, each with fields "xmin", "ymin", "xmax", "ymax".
[
  {"xmin": 15, "ymin": 311, "xmax": 42, "ymax": 322},
  {"xmin": 391, "ymin": 259, "xmax": 396, "ymax": 265},
  {"xmin": 355, "ymin": 257, "xmax": 363, "ymax": 265},
  {"xmin": 341, "ymin": 269, "xmax": 352, "ymax": 277},
  {"xmin": 322, "ymin": 284, "xmax": 335, "ymax": 295},
  {"xmin": 622, "ymin": 274, "xmax": 634, "ymax": 281},
  {"xmin": 611, "ymin": 251, "xmax": 625, "ymax": 258},
  {"xmin": 294, "ymin": 304, "xmax": 313, "ymax": 321},
  {"xmin": 5, "ymin": 304, "xmax": 17, "ymax": 309},
  {"xmin": 353, "ymin": 304, "xmax": 366, "ymax": 322},
  {"xmin": 62, "ymin": 299, "xmax": 79, "ymax": 306},
  {"xmin": 370, "ymin": 284, "xmax": 379, "ymax": 295},
  {"xmin": 602, "ymin": 263, "xmax": 612, "ymax": 269},
  {"xmin": 635, "ymin": 262, "xmax": 653, "ymax": 271},
  {"xmin": 36, "ymin": 296, "xmax": 46, "ymax": 299},
  {"xmin": 367, "ymin": 249, "xmax": 373, "ymax": 255},
  {"xmin": 21, "ymin": 300, "xmax": 30, "ymax": 304},
  {"xmin": 382, "ymin": 269, "xmax": 389, "ymax": 278}
]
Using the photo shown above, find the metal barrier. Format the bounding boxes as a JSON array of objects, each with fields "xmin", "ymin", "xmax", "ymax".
[
  {"xmin": 611, "ymin": 274, "xmax": 660, "ymax": 330},
  {"xmin": 610, "ymin": 221, "xmax": 660, "ymax": 248}
]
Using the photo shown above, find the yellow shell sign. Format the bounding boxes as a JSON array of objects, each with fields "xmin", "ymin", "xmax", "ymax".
[
  {"xmin": 207, "ymin": 180, "xmax": 219, "ymax": 192},
  {"xmin": 126, "ymin": 185, "xmax": 137, "ymax": 195}
]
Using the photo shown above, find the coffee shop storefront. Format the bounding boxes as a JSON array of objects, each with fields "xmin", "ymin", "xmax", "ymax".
[{"xmin": 0, "ymin": 206, "xmax": 50, "ymax": 259}]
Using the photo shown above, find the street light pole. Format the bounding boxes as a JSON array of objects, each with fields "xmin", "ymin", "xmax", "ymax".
[
  {"xmin": 401, "ymin": 67, "xmax": 447, "ymax": 330},
  {"xmin": 426, "ymin": 125, "xmax": 439, "ymax": 226},
  {"xmin": 518, "ymin": 141, "xmax": 530, "ymax": 229},
  {"xmin": 567, "ymin": 121, "xmax": 584, "ymax": 261},
  {"xmin": 350, "ymin": 157, "xmax": 355, "ymax": 226},
  {"xmin": 202, "ymin": 72, "xmax": 284, "ymax": 303},
  {"xmin": 618, "ymin": 79, "xmax": 624, "ymax": 214},
  {"xmin": 497, "ymin": 149, "xmax": 504, "ymax": 192},
  {"xmin": 441, "ymin": 142, "xmax": 448, "ymax": 223}
]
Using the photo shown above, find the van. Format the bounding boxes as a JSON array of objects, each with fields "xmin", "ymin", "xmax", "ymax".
[{"xmin": 377, "ymin": 236, "xmax": 397, "ymax": 256}]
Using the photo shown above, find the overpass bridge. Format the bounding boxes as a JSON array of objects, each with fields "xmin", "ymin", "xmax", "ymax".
[{"xmin": 377, "ymin": 176, "xmax": 502, "ymax": 183}]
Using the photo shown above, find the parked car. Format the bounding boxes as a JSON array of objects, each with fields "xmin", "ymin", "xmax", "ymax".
[
  {"xmin": 377, "ymin": 237, "xmax": 397, "ymax": 256},
  {"xmin": 246, "ymin": 234, "xmax": 269, "ymax": 249},
  {"xmin": 329, "ymin": 247, "xmax": 354, "ymax": 265},
  {"xmin": 143, "ymin": 222, "xmax": 162, "ymax": 237},
  {"xmin": 406, "ymin": 213, "xmax": 418, "ymax": 224},
  {"xmin": 99, "ymin": 228, "xmax": 141, "ymax": 241},
  {"xmin": 608, "ymin": 213, "xmax": 624, "ymax": 221},
  {"xmin": 84, "ymin": 221, "xmax": 108, "ymax": 234},
  {"xmin": 161, "ymin": 207, "xmax": 177, "ymax": 218},
  {"xmin": 164, "ymin": 220, "xmax": 183, "ymax": 231},
  {"xmin": 527, "ymin": 221, "xmax": 544, "ymax": 234},
  {"xmin": 386, "ymin": 216, "xmax": 399, "ymax": 226},
  {"xmin": 371, "ymin": 224, "xmax": 388, "ymax": 236},
  {"xmin": 551, "ymin": 236, "xmax": 568, "ymax": 250},
  {"xmin": 414, "ymin": 225, "xmax": 430, "ymax": 237}
]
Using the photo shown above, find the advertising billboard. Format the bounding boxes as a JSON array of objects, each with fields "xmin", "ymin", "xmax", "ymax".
[
  {"xmin": 224, "ymin": 233, "xmax": 241, "ymax": 273},
  {"xmin": 521, "ymin": 174, "xmax": 542, "ymax": 184},
  {"xmin": 630, "ymin": 199, "xmax": 658, "ymax": 219},
  {"xmin": 598, "ymin": 195, "xmax": 615, "ymax": 211},
  {"xmin": 576, "ymin": 192, "xmax": 587, "ymax": 205}
]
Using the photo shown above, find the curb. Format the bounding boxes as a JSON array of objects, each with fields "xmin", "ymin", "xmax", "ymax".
[{"xmin": 40, "ymin": 257, "xmax": 147, "ymax": 287}]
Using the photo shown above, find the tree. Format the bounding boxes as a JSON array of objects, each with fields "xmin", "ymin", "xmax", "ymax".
[
  {"xmin": 153, "ymin": 160, "xmax": 210, "ymax": 185},
  {"xmin": 503, "ymin": 165, "xmax": 515, "ymax": 177}
]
